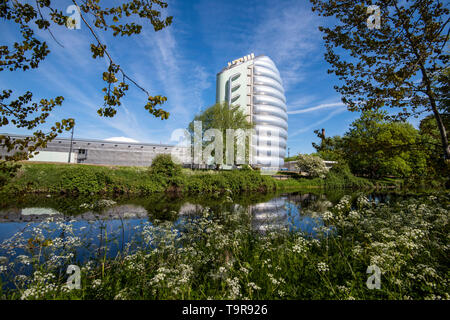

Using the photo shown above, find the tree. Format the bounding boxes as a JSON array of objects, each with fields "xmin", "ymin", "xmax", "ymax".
[
  {"xmin": 419, "ymin": 113, "xmax": 450, "ymax": 177},
  {"xmin": 310, "ymin": 0, "xmax": 450, "ymax": 160},
  {"xmin": 343, "ymin": 111, "xmax": 427, "ymax": 178},
  {"xmin": 313, "ymin": 110, "xmax": 430, "ymax": 179},
  {"xmin": 187, "ymin": 102, "xmax": 254, "ymax": 166},
  {"xmin": 435, "ymin": 65, "xmax": 449, "ymax": 113},
  {"xmin": 0, "ymin": 1, "xmax": 172, "ymax": 174},
  {"xmin": 295, "ymin": 154, "xmax": 328, "ymax": 179},
  {"xmin": 312, "ymin": 130, "xmax": 346, "ymax": 161}
]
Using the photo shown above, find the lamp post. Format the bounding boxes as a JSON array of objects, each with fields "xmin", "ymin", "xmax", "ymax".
[{"xmin": 68, "ymin": 125, "xmax": 74, "ymax": 163}]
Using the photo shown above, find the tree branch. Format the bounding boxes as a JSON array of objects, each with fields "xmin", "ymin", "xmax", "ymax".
[
  {"xmin": 35, "ymin": 0, "xmax": 64, "ymax": 48},
  {"xmin": 72, "ymin": 0, "xmax": 151, "ymax": 96}
]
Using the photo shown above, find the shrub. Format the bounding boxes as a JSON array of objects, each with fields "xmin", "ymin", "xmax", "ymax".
[
  {"xmin": 295, "ymin": 154, "xmax": 328, "ymax": 179},
  {"xmin": 60, "ymin": 167, "xmax": 112, "ymax": 194},
  {"xmin": 325, "ymin": 162, "xmax": 373, "ymax": 189},
  {"xmin": 0, "ymin": 162, "xmax": 21, "ymax": 188},
  {"xmin": 2, "ymin": 162, "xmax": 277, "ymax": 195},
  {"xmin": 149, "ymin": 154, "xmax": 182, "ymax": 178}
]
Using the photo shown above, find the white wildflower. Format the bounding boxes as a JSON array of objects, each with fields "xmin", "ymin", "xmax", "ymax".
[{"xmin": 317, "ymin": 262, "xmax": 329, "ymax": 273}]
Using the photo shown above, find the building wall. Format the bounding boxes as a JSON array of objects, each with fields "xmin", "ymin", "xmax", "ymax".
[
  {"xmin": 216, "ymin": 55, "xmax": 253, "ymax": 116},
  {"xmin": 0, "ymin": 135, "xmax": 190, "ymax": 167},
  {"xmin": 28, "ymin": 151, "xmax": 78, "ymax": 163}
]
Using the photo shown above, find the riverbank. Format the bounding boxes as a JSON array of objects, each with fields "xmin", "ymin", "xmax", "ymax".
[
  {"xmin": 1, "ymin": 162, "xmax": 278, "ymax": 195},
  {"xmin": 1, "ymin": 162, "xmax": 398, "ymax": 196},
  {"xmin": 275, "ymin": 175, "xmax": 404, "ymax": 190}
]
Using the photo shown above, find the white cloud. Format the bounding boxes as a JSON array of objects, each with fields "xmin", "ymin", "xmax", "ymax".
[
  {"xmin": 288, "ymin": 102, "xmax": 345, "ymax": 114},
  {"xmin": 105, "ymin": 136, "xmax": 139, "ymax": 143}
]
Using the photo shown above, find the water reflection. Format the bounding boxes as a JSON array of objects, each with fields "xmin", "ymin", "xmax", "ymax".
[
  {"xmin": 0, "ymin": 190, "xmax": 403, "ymax": 249},
  {"xmin": 250, "ymin": 198, "xmax": 288, "ymax": 232},
  {"xmin": 0, "ymin": 194, "xmax": 330, "ymax": 232},
  {"xmin": 248, "ymin": 193, "xmax": 333, "ymax": 234},
  {"xmin": 0, "ymin": 205, "xmax": 148, "ymax": 223}
]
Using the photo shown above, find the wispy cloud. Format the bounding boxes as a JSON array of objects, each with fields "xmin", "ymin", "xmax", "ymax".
[
  {"xmin": 289, "ymin": 106, "xmax": 347, "ymax": 138},
  {"xmin": 288, "ymin": 102, "xmax": 345, "ymax": 114},
  {"xmin": 137, "ymin": 27, "xmax": 211, "ymax": 122},
  {"xmin": 246, "ymin": 1, "xmax": 322, "ymax": 90}
]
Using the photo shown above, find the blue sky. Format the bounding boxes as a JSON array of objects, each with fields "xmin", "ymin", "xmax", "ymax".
[{"xmin": 1, "ymin": 0, "xmax": 409, "ymax": 155}]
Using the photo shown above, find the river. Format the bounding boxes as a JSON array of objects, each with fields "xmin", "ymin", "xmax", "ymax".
[{"xmin": 0, "ymin": 189, "xmax": 412, "ymax": 261}]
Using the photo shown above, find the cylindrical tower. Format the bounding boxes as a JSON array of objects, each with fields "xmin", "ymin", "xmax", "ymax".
[
  {"xmin": 216, "ymin": 54, "xmax": 288, "ymax": 168},
  {"xmin": 251, "ymin": 56, "xmax": 287, "ymax": 167}
]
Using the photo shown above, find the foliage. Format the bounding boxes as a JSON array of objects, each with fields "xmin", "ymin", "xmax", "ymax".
[
  {"xmin": 149, "ymin": 154, "xmax": 182, "ymax": 178},
  {"xmin": 60, "ymin": 167, "xmax": 113, "ymax": 194},
  {"xmin": 313, "ymin": 111, "xmax": 430, "ymax": 179},
  {"xmin": 0, "ymin": 0, "xmax": 172, "ymax": 179},
  {"xmin": 0, "ymin": 161, "xmax": 21, "ymax": 188},
  {"xmin": 185, "ymin": 170, "xmax": 276, "ymax": 194},
  {"xmin": 325, "ymin": 162, "xmax": 373, "ymax": 189},
  {"xmin": 0, "ymin": 162, "xmax": 277, "ymax": 195},
  {"xmin": 312, "ymin": 131, "xmax": 346, "ymax": 162},
  {"xmin": 283, "ymin": 154, "xmax": 373, "ymax": 189},
  {"xmin": 295, "ymin": 154, "xmax": 328, "ymax": 179},
  {"xmin": 344, "ymin": 111, "xmax": 428, "ymax": 178},
  {"xmin": 419, "ymin": 114, "xmax": 450, "ymax": 179},
  {"xmin": 310, "ymin": 0, "xmax": 450, "ymax": 159},
  {"xmin": 148, "ymin": 154, "xmax": 185, "ymax": 190},
  {"xmin": 275, "ymin": 177, "xmax": 325, "ymax": 190},
  {"xmin": 1, "ymin": 194, "xmax": 448, "ymax": 300}
]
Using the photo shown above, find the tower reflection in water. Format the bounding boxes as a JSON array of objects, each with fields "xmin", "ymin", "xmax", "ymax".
[
  {"xmin": 249, "ymin": 194, "xmax": 328, "ymax": 235},
  {"xmin": 250, "ymin": 198, "xmax": 287, "ymax": 232}
]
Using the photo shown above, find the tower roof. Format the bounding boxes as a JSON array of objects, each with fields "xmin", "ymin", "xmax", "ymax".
[{"xmin": 217, "ymin": 53, "xmax": 265, "ymax": 76}]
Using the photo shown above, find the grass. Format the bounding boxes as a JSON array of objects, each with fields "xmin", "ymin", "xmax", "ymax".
[
  {"xmin": 0, "ymin": 192, "xmax": 448, "ymax": 300},
  {"xmin": 276, "ymin": 177, "xmax": 325, "ymax": 190},
  {"xmin": 275, "ymin": 168, "xmax": 374, "ymax": 191}
]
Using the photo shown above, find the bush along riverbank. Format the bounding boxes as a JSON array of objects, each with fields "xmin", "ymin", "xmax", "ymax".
[
  {"xmin": 275, "ymin": 162, "xmax": 402, "ymax": 191},
  {"xmin": 0, "ymin": 156, "xmax": 403, "ymax": 196},
  {"xmin": 0, "ymin": 157, "xmax": 277, "ymax": 195},
  {"xmin": 0, "ymin": 193, "xmax": 448, "ymax": 299}
]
